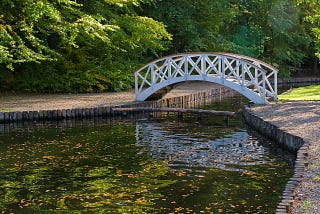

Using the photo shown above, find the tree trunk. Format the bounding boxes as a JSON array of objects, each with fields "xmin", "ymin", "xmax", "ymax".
[{"xmin": 314, "ymin": 57, "xmax": 319, "ymax": 74}]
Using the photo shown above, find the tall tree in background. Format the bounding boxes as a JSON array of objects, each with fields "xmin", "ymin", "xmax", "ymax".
[
  {"xmin": 296, "ymin": 0, "xmax": 320, "ymax": 72},
  {"xmin": 266, "ymin": 0, "xmax": 311, "ymax": 76},
  {"xmin": 0, "ymin": 0, "xmax": 171, "ymax": 92},
  {"xmin": 232, "ymin": 0, "xmax": 271, "ymax": 58},
  {"xmin": 0, "ymin": 0, "xmax": 319, "ymax": 93},
  {"xmin": 144, "ymin": 0, "xmax": 313, "ymax": 77},
  {"xmin": 142, "ymin": 0, "xmax": 237, "ymax": 53},
  {"xmin": 220, "ymin": 0, "xmax": 311, "ymax": 77}
]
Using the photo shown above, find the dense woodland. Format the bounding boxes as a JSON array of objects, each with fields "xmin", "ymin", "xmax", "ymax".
[{"xmin": 0, "ymin": 0, "xmax": 319, "ymax": 93}]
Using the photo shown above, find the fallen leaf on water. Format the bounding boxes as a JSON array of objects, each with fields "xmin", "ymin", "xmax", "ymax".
[
  {"xmin": 43, "ymin": 156, "xmax": 56, "ymax": 159},
  {"xmin": 181, "ymin": 194, "xmax": 189, "ymax": 198}
]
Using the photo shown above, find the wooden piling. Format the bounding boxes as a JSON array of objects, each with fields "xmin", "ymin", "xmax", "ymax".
[{"xmin": 112, "ymin": 107, "xmax": 235, "ymax": 123}]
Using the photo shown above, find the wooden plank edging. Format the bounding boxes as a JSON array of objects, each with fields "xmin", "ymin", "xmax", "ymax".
[
  {"xmin": 111, "ymin": 107, "xmax": 235, "ymax": 117},
  {"xmin": 0, "ymin": 86, "xmax": 236, "ymax": 124}
]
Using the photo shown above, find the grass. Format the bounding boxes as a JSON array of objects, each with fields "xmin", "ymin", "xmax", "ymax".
[
  {"xmin": 313, "ymin": 176, "xmax": 320, "ymax": 181},
  {"xmin": 300, "ymin": 199, "xmax": 312, "ymax": 211},
  {"xmin": 278, "ymin": 85, "xmax": 320, "ymax": 101},
  {"xmin": 0, "ymin": 107, "xmax": 12, "ymax": 111}
]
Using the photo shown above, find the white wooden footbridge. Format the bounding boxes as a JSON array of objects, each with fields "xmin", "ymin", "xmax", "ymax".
[{"xmin": 135, "ymin": 52, "xmax": 278, "ymax": 104}]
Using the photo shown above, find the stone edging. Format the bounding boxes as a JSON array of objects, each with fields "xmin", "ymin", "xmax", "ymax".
[{"xmin": 242, "ymin": 105, "xmax": 309, "ymax": 214}]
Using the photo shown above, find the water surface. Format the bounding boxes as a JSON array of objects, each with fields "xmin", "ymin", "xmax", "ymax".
[{"xmin": 0, "ymin": 97, "xmax": 294, "ymax": 213}]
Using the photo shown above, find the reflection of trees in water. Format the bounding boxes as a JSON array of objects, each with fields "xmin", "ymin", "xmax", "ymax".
[{"xmin": 136, "ymin": 122, "xmax": 272, "ymax": 171}]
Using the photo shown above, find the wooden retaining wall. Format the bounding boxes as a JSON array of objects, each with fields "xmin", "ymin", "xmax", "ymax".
[
  {"xmin": 0, "ymin": 86, "xmax": 236, "ymax": 130},
  {"xmin": 278, "ymin": 77, "xmax": 320, "ymax": 88}
]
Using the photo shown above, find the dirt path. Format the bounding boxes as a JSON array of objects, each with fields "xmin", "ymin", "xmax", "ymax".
[
  {"xmin": 0, "ymin": 91, "xmax": 135, "ymax": 112},
  {"xmin": 0, "ymin": 82, "xmax": 220, "ymax": 112}
]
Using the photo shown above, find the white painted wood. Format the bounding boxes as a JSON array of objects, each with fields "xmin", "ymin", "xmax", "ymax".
[{"xmin": 134, "ymin": 52, "xmax": 278, "ymax": 104}]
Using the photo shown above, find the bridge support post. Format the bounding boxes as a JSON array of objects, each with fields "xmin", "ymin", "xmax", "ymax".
[{"xmin": 223, "ymin": 116, "xmax": 229, "ymax": 127}]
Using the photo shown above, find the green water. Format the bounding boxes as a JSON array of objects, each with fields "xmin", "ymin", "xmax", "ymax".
[{"xmin": 0, "ymin": 97, "xmax": 294, "ymax": 213}]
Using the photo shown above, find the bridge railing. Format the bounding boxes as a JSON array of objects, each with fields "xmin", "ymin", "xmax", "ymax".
[
  {"xmin": 218, "ymin": 52, "xmax": 278, "ymax": 97},
  {"xmin": 135, "ymin": 52, "xmax": 278, "ymax": 104}
]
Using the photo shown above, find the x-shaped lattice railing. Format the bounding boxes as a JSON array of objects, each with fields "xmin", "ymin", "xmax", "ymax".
[{"xmin": 135, "ymin": 53, "xmax": 278, "ymax": 104}]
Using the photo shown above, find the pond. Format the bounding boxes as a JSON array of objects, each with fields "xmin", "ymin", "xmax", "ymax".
[{"xmin": 0, "ymin": 96, "xmax": 295, "ymax": 213}]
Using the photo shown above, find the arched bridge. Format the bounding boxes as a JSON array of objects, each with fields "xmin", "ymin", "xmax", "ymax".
[{"xmin": 135, "ymin": 52, "xmax": 278, "ymax": 104}]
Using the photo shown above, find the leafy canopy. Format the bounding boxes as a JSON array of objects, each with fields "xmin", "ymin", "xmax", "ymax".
[{"xmin": 0, "ymin": 0, "xmax": 171, "ymax": 92}]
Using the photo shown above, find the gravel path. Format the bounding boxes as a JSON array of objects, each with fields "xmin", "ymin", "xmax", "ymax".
[
  {"xmin": 0, "ymin": 82, "xmax": 220, "ymax": 112},
  {"xmin": 250, "ymin": 101, "xmax": 320, "ymax": 214},
  {"xmin": 0, "ymin": 91, "xmax": 135, "ymax": 112}
]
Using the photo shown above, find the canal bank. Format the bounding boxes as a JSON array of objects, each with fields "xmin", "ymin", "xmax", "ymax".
[
  {"xmin": 0, "ymin": 97, "xmax": 295, "ymax": 213},
  {"xmin": 243, "ymin": 102, "xmax": 320, "ymax": 214},
  {"xmin": 1, "ymin": 77, "xmax": 320, "ymax": 123},
  {"xmin": 1, "ymin": 79, "xmax": 319, "ymax": 213},
  {"xmin": 0, "ymin": 82, "xmax": 236, "ymax": 125}
]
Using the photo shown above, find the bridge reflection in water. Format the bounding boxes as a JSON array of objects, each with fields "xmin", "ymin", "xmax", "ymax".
[{"xmin": 135, "ymin": 121, "xmax": 274, "ymax": 172}]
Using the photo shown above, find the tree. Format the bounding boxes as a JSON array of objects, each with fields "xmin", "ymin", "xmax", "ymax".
[
  {"xmin": 267, "ymin": 0, "xmax": 311, "ymax": 76},
  {"xmin": 0, "ymin": 0, "xmax": 171, "ymax": 92},
  {"xmin": 234, "ymin": 0, "xmax": 312, "ymax": 77},
  {"xmin": 1, "ymin": 0, "xmax": 319, "ymax": 93},
  {"xmin": 142, "ymin": 0, "xmax": 237, "ymax": 53},
  {"xmin": 296, "ymin": 0, "xmax": 320, "ymax": 72},
  {"xmin": 144, "ymin": 0, "xmax": 313, "ymax": 77}
]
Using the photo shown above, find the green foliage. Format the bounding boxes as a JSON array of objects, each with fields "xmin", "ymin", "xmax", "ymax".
[
  {"xmin": 142, "ymin": 0, "xmax": 236, "ymax": 53},
  {"xmin": 143, "ymin": 0, "xmax": 315, "ymax": 77},
  {"xmin": 313, "ymin": 176, "xmax": 320, "ymax": 181},
  {"xmin": 234, "ymin": 0, "xmax": 312, "ymax": 77},
  {"xmin": 267, "ymin": 0, "xmax": 311, "ymax": 76},
  {"xmin": 0, "ymin": 0, "xmax": 171, "ymax": 92},
  {"xmin": 0, "ymin": 0, "xmax": 319, "ymax": 93},
  {"xmin": 232, "ymin": 26, "xmax": 263, "ymax": 58},
  {"xmin": 296, "ymin": 0, "xmax": 320, "ymax": 60}
]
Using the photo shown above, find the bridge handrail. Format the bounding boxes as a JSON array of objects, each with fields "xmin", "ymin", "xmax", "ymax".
[
  {"xmin": 135, "ymin": 52, "xmax": 278, "ymax": 74},
  {"xmin": 215, "ymin": 52, "xmax": 278, "ymax": 73}
]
